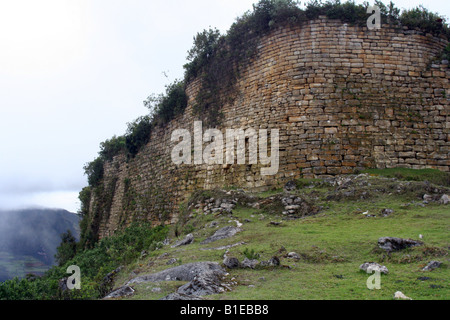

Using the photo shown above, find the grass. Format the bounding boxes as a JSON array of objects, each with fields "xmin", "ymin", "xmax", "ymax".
[
  {"xmin": 113, "ymin": 170, "xmax": 449, "ymax": 300},
  {"xmin": 361, "ymin": 168, "xmax": 450, "ymax": 187}
]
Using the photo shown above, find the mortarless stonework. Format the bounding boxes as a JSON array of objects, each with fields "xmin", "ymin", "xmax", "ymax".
[{"xmin": 87, "ymin": 17, "xmax": 449, "ymax": 238}]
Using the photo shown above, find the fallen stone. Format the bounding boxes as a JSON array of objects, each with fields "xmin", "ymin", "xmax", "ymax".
[
  {"xmin": 381, "ymin": 208, "xmax": 394, "ymax": 216},
  {"xmin": 378, "ymin": 237, "xmax": 423, "ymax": 252},
  {"xmin": 268, "ymin": 256, "xmax": 280, "ymax": 266},
  {"xmin": 287, "ymin": 252, "xmax": 300, "ymax": 260},
  {"xmin": 439, "ymin": 194, "xmax": 449, "ymax": 205},
  {"xmin": 241, "ymin": 258, "xmax": 259, "ymax": 269},
  {"xmin": 200, "ymin": 226, "xmax": 241, "ymax": 245},
  {"xmin": 104, "ymin": 286, "xmax": 135, "ymax": 299},
  {"xmin": 99, "ymin": 266, "xmax": 123, "ymax": 296},
  {"xmin": 359, "ymin": 262, "xmax": 389, "ymax": 275},
  {"xmin": 127, "ymin": 262, "xmax": 224, "ymax": 284},
  {"xmin": 171, "ymin": 233, "xmax": 194, "ymax": 248},
  {"xmin": 422, "ymin": 261, "xmax": 442, "ymax": 272},
  {"xmin": 176, "ymin": 270, "xmax": 226, "ymax": 297},
  {"xmin": 166, "ymin": 258, "xmax": 178, "ymax": 265},
  {"xmin": 223, "ymin": 256, "xmax": 240, "ymax": 269},
  {"xmin": 394, "ymin": 291, "xmax": 412, "ymax": 300},
  {"xmin": 199, "ymin": 241, "xmax": 246, "ymax": 251},
  {"xmin": 284, "ymin": 180, "xmax": 297, "ymax": 191}
]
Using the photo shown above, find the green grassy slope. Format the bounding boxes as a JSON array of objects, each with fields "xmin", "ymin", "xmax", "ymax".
[{"xmin": 113, "ymin": 170, "xmax": 449, "ymax": 300}]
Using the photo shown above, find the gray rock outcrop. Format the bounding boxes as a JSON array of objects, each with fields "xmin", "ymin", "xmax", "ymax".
[
  {"xmin": 171, "ymin": 233, "xmax": 194, "ymax": 248},
  {"xmin": 378, "ymin": 237, "xmax": 423, "ymax": 252},
  {"xmin": 201, "ymin": 226, "xmax": 241, "ymax": 245}
]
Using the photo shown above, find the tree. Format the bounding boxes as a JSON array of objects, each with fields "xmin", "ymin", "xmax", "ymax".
[{"xmin": 55, "ymin": 230, "xmax": 77, "ymax": 267}]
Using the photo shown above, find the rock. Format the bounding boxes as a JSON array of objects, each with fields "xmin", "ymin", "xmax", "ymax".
[
  {"xmin": 132, "ymin": 261, "xmax": 230, "ymax": 299},
  {"xmin": 423, "ymin": 194, "xmax": 433, "ymax": 202},
  {"xmin": 171, "ymin": 233, "xmax": 194, "ymax": 248},
  {"xmin": 268, "ymin": 221, "xmax": 282, "ymax": 226},
  {"xmin": 160, "ymin": 293, "xmax": 204, "ymax": 300},
  {"xmin": 209, "ymin": 221, "xmax": 218, "ymax": 228},
  {"xmin": 104, "ymin": 286, "xmax": 135, "ymax": 299},
  {"xmin": 200, "ymin": 226, "xmax": 241, "ymax": 245},
  {"xmin": 241, "ymin": 258, "xmax": 259, "ymax": 269},
  {"xmin": 176, "ymin": 270, "xmax": 226, "ymax": 297},
  {"xmin": 394, "ymin": 291, "xmax": 412, "ymax": 300},
  {"xmin": 200, "ymin": 241, "xmax": 246, "ymax": 251},
  {"xmin": 166, "ymin": 258, "xmax": 178, "ymax": 265},
  {"xmin": 359, "ymin": 262, "xmax": 389, "ymax": 275},
  {"xmin": 268, "ymin": 256, "xmax": 280, "ymax": 266},
  {"xmin": 287, "ymin": 252, "xmax": 300, "ymax": 260},
  {"xmin": 99, "ymin": 266, "xmax": 123, "ymax": 296},
  {"xmin": 151, "ymin": 287, "xmax": 162, "ymax": 292},
  {"xmin": 220, "ymin": 202, "xmax": 235, "ymax": 212},
  {"xmin": 439, "ymin": 194, "xmax": 449, "ymax": 205},
  {"xmin": 58, "ymin": 277, "xmax": 69, "ymax": 294},
  {"xmin": 127, "ymin": 262, "xmax": 224, "ymax": 284},
  {"xmin": 381, "ymin": 208, "xmax": 394, "ymax": 216},
  {"xmin": 284, "ymin": 180, "xmax": 297, "ymax": 191},
  {"xmin": 422, "ymin": 261, "xmax": 442, "ymax": 272},
  {"xmin": 378, "ymin": 237, "xmax": 423, "ymax": 252},
  {"xmin": 223, "ymin": 256, "xmax": 240, "ymax": 269}
]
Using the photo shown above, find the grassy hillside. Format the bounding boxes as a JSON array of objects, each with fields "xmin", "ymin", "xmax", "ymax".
[
  {"xmin": 114, "ymin": 169, "xmax": 449, "ymax": 300},
  {"xmin": 1, "ymin": 169, "xmax": 448, "ymax": 300}
]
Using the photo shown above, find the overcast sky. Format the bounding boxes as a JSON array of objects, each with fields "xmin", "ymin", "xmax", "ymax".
[{"xmin": 0, "ymin": 0, "xmax": 448, "ymax": 213}]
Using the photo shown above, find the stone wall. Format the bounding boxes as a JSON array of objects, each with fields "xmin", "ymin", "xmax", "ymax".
[{"xmin": 88, "ymin": 16, "xmax": 450, "ymax": 238}]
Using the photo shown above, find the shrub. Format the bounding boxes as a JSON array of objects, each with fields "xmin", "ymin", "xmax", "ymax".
[
  {"xmin": 400, "ymin": 5, "xmax": 450, "ymax": 37},
  {"xmin": 0, "ymin": 224, "xmax": 168, "ymax": 300},
  {"xmin": 99, "ymin": 135, "xmax": 126, "ymax": 161},
  {"xmin": 243, "ymin": 248, "xmax": 261, "ymax": 260},
  {"xmin": 55, "ymin": 230, "xmax": 78, "ymax": 267},
  {"xmin": 83, "ymin": 157, "xmax": 104, "ymax": 187},
  {"xmin": 125, "ymin": 115, "xmax": 152, "ymax": 158}
]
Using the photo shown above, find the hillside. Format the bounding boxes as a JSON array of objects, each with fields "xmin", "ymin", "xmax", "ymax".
[
  {"xmin": 104, "ymin": 169, "xmax": 449, "ymax": 300},
  {"xmin": 0, "ymin": 209, "xmax": 80, "ymax": 282}
]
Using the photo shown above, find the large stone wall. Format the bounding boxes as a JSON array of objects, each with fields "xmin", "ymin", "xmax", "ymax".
[{"xmin": 88, "ymin": 16, "xmax": 449, "ymax": 238}]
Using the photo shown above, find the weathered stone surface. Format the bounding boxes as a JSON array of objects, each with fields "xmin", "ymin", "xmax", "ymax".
[
  {"xmin": 378, "ymin": 237, "xmax": 423, "ymax": 252},
  {"xmin": 200, "ymin": 226, "xmax": 241, "ymax": 245},
  {"xmin": 394, "ymin": 291, "xmax": 412, "ymax": 300},
  {"xmin": 104, "ymin": 286, "xmax": 135, "ymax": 299},
  {"xmin": 176, "ymin": 270, "xmax": 226, "ymax": 297},
  {"xmin": 171, "ymin": 233, "xmax": 194, "ymax": 248},
  {"xmin": 422, "ymin": 261, "xmax": 443, "ymax": 272},
  {"xmin": 241, "ymin": 258, "xmax": 260, "ymax": 269},
  {"xmin": 359, "ymin": 262, "xmax": 389, "ymax": 275},
  {"xmin": 287, "ymin": 252, "xmax": 300, "ymax": 260},
  {"xmin": 127, "ymin": 262, "xmax": 224, "ymax": 284},
  {"xmin": 223, "ymin": 256, "xmax": 240, "ymax": 269},
  {"xmin": 284, "ymin": 180, "xmax": 297, "ymax": 191}
]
